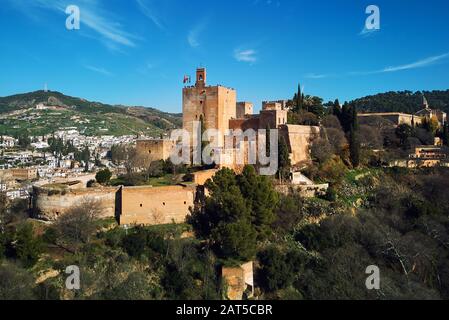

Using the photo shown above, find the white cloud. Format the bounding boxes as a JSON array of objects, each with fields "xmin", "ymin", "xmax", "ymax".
[
  {"xmin": 84, "ymin": 65, "xmax": 113, "ymax": 76},
  {"xmin": 234, "ymin": 49, "xmax": 258, "ymax": 63},
  {"xmin": 358, "ymin": 26, "xmax": 379, "ymax": 38},
  {"xmin": 136, "ymin": 0, "xmax": 164, "ymax": 30},
  {"xmin": 381, "ymin": 53, "xmax": 449, "ymax": 73},
  {"xmin": 188, "ymin": 28, "xmax": 200, "ymax": 48},
  {"xmin": 187, "ymin": 20, "xmax": 208, "ymax": 48},
  {"xmin": 306, "ymin": 52, "xmax": 449, "ymax": 79},
  {"xmin": 7, "ymin": 0, "xmax": 138, "ymax": 49},
  {"xmin": 305, "ymin": 73, "xmax": 332, "ymax": 79}
]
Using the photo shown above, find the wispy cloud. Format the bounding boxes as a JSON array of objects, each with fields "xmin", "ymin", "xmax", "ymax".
[
  {"xmin": 306, "ymin": 52, "xmax": 449, "ymax": 79},
  {"xmin": 234, "ymin": 49, "xmax": 258, "ymax": 64},
  {"xmin": 136, "ymin": 0, "xmax": 164, "ymax": 30},
  {"xmin": 84, "ymin": 65, "xmax": 113, "ymax": 76},
  {"xmin": 305, "ymin": 73, "xmax": 333, "ymax": 79},
  {"xmin": 358, "ymin": 26, "xmax": 379, "ymax": 38},
  {"xmin": 187, "ymin": 28, "xmax": 200, "ymax": 48},
  {"xmin": 381, "ymin": 53, "xmax": 449, "ymax": 73},
  {"xmin": 7, "ymin": 0, "xmax": 138, "ymax": 49},
  {"xmin": 187, "ymin": 20, "xmax": 208, "ymax": 48}
]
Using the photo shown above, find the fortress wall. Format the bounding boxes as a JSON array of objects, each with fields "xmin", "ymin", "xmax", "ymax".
[
  {"xmin": 281, "ymin": 125, "xmax": 320, "ymax": 165},
  {"xmin": 119, "ymin": 185, "xmax": 196, "ymax": 226},
  {"xmin": 33, "ymin": 186, "xmax": 119, "ymax": 221},
  {"xmin": 358, "ymin": 113, "xmax": 423, "ymax": 127},
  {"xmin": 193, "ymin": 169, "xmax": 218, "ymax": 185},
  {"xmin": 136, "ymin": 139, "xmax": 175, "ymax": 162}
]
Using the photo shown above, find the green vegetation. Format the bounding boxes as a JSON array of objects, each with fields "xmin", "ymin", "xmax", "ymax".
[
  {"xmin": 189, "ymin": 166, "xmax": 278, "ymax": 262},
  {"xmin": 95, "ymin": 169, "xmax": 112, "ymax": 185},
  {"xmin": 2, "ymin": 87, "xmax": 449, "ymax": 300},
  {"xmin": 0, "ymin": 91, "xmax": 181, "ymax": 137},
  {"xmin": 350, "ymin": 89, "xmax": 449, "ymax": 114},
  {"xmin": 2, "ymin": 164, "xmax": 449, "ymax": 300}
]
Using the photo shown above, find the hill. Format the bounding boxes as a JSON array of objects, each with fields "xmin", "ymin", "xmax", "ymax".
[
  {"xmin": 350, "ymin": 89, "xmax": 449, "ymax": 114},
  {"xmin": 0, "ymin": 91, "xmax": 182, "ymax": 137}
]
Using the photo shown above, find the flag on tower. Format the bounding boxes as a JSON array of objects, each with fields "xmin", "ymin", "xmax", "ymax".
[{"xmin": 183, "ymin": 75, "xmax": 191, "ymax": 84}]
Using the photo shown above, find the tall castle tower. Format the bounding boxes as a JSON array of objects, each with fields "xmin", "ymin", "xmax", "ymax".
[{"xmin": 182, "ymin": 68, "xmax": 237, "ymax": 147}]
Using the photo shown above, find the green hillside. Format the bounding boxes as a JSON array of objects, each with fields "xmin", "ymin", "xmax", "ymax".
[
  {"xmin": 0, "ymin": 91, "xmax": 182, "ymax": 137},
  {"xmin": 350, "ymin": 89, "xmax": 449, "ymax": 114}
]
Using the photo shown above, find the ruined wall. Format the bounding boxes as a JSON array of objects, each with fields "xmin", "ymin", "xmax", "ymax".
[
  {"xmin": 281, "ymin": 125, "xmax": 320, "ymax": 165},
  {"xmin": 33, "ymin": 186, "xmax": 118, "ymax": 221},
  {"xmin": 119, "ymin": 185, "xmax": 196, "ymax": 226}
]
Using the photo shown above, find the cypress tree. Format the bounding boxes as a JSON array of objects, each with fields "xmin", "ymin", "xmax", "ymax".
[
  {"xmin": 333, "ymin": 99, "xmax": 341, "ymax": 118},
  {"xmin": 265, "ymin": 124, "xmax": 271, "ymax": 157},
  {"xmin": 278, "ymin": 136, "xmax": 291, "ymax": 182},
  {"xmin": 443, "ymin": 123, "xmax": 449, "ymax": 146},
  {"xmin": 83, "ymin": 145, "xmax": 90, "ymax": 172},
  {"xmin": 296, "ymin": 83, "xmax": 302, "ymax": 112}
]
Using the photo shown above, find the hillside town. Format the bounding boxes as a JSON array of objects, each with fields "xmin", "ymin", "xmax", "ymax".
[{"xmin": 1, "ymin": 130, "xmax": 138, "ymax": 200}]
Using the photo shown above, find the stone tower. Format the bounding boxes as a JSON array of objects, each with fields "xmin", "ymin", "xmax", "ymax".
[{"xmin": 182, "ymin": 68, "xmax": 237, "ymax": 147}]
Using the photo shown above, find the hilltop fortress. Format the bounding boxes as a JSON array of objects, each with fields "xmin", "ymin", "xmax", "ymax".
[
  {"xmin": 137, "ymin": 68, "xmax": 320, "ymax": 169},
  {"xmin": 33, "ymin": 68, "xmax": 320, "ymax": 226}
]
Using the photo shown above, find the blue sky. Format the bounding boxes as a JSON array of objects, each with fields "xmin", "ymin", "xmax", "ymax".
[{"xmin": 1, "ymin": 0, "xmax": 449, "ymax": 113}]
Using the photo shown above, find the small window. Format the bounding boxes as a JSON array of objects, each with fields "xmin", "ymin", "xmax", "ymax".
[
  {"xmin": 163, "ymin": 202, "xmax": 166, "ymax": 206},
  {"xmin": 148, "ymin": 150, "xmax": 152, "ymax": 154},
  {"xmin": 140, "ymin": 204, "xmax": 143, "ymax": 207},
  {"xmin": 184, "ymin": 201, "xmax": 187, "ymax": 205}
]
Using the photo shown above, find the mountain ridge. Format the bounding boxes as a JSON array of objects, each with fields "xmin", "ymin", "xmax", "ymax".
[
  {"xmin": 0, "ymin": 90, "xmax": 182, "ymax": 137},
  {"xmin": 349, "ymin": 89, "xmax": 449, "ymax": 114}
]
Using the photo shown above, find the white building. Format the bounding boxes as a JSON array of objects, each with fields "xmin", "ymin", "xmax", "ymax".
[{"xmin": 0, "ymin": 136, "xmax": 16, "ymax": 148}]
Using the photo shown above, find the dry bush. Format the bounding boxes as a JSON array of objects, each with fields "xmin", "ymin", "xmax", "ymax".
[{"xmin": 54, "ymin": 198, "xmax": 104, "ymax": 247}]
